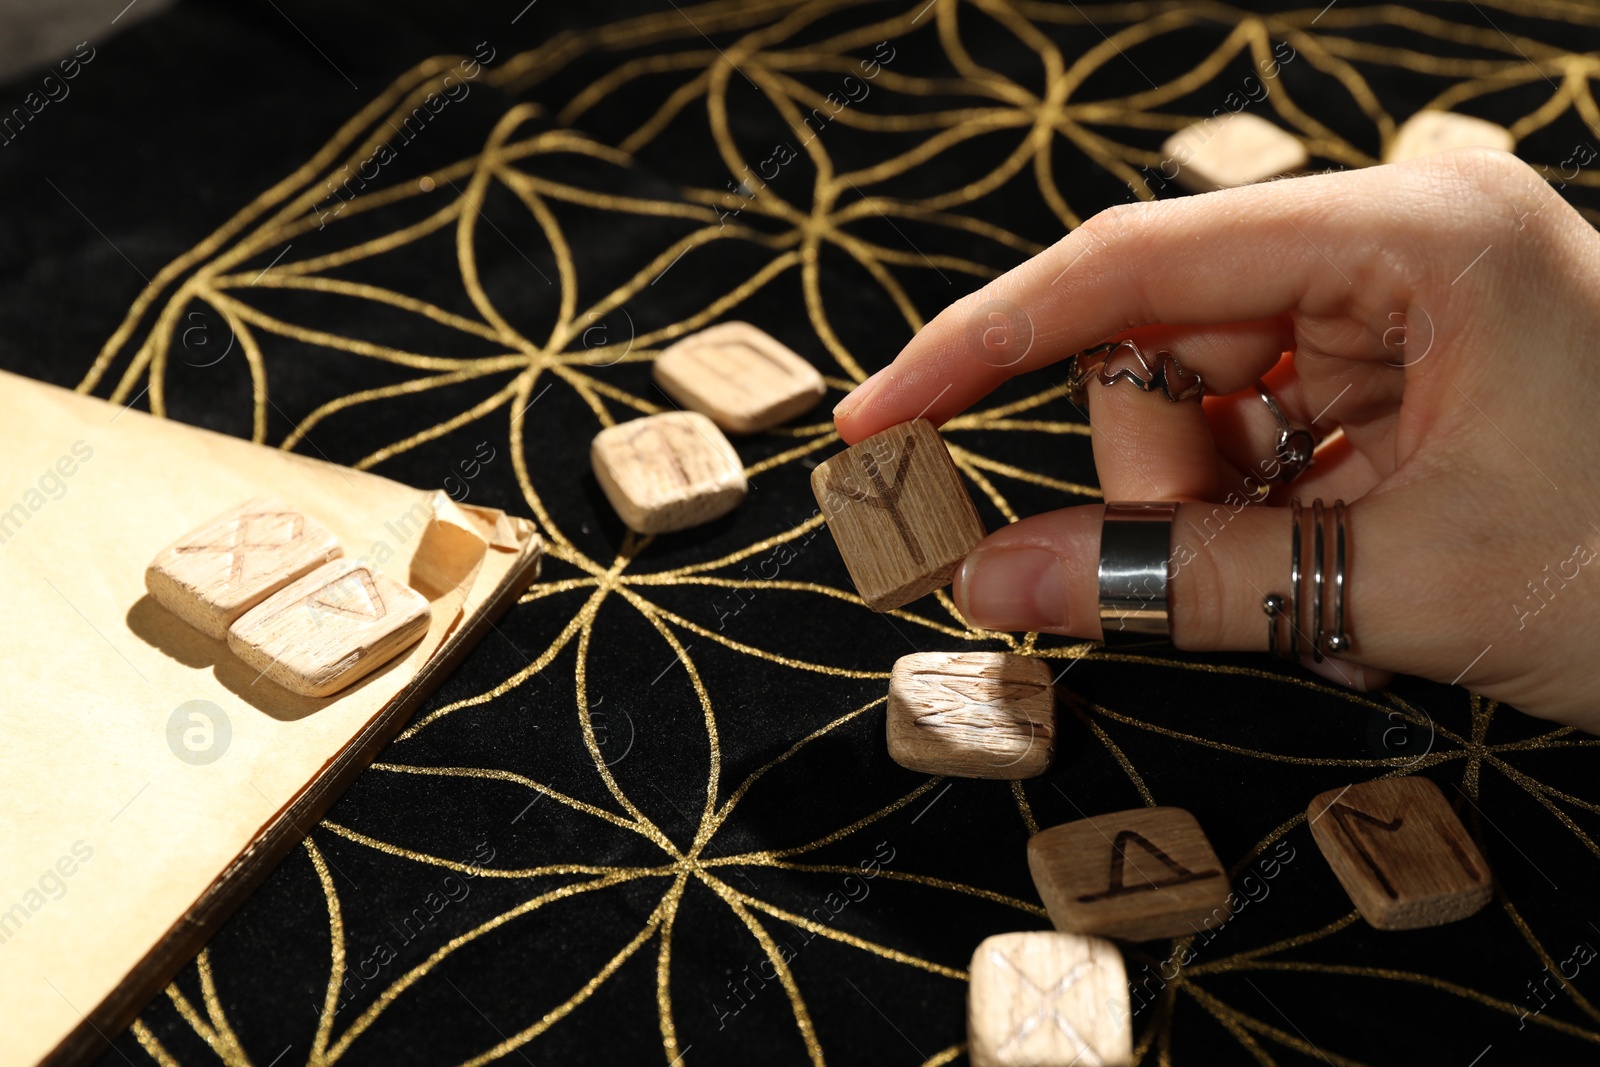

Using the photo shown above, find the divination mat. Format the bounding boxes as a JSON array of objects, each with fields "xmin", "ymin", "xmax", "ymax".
[{"xmin": 0, "ymin": 0, "xmax": 1597, "ymax": 1063}]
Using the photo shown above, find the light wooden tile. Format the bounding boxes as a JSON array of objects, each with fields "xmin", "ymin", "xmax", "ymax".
[
  {"xmin": 1163, "ymin": 111, "xmax": 1308, "ymax": 192},
  {"xmin": 811, "ymin": 419, "xmax": 985, "ymax": 611},
  {"xmin": 969, "ymin": 931, "xmax": 1132, "ymax": 1067},
  {"xmin": 591, "ymin": 412, "xmax": 747, "ymax": 534},
  {"xmin": 653, "ymin": 321, "xmax": 826, "ymax": 434},
  {"xmin": 1385, "ymin": 109, "xmax": 1514, "ymax": 164},
  {"xmin": 1308, "ymin": 777, "xmax": 1492, "ymax": 930},
  {"xmin": 227, "ymin": 558, "xmax": 431, "ymax": 697},
  {"xmin": 1029, "ymin": 806, "xmax": 1231, "ymax": 941},
  {"xmin": 887, "ymin": 652, "xmax": 1055, "ymax": 779},
  {"xmin": 145, "ymin": 497, "xmax": 342, "ymax": 640}
]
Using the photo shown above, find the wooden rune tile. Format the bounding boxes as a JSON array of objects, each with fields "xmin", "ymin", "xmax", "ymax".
[
  {"xmin": 1163, "ymin": 111, "xmax": 1308, "ymax": 192},
  {"xmin": 227, "ymin": 558, "xmax": 431, "ymax": 698},
  {"xmin": 591, "ymin": 411, "xmax": 747, "ymax": 534},
  {"xmin": 968, "ymin": 931, "xmax": 1132, "ymax": 1067},
  {"xmin": 652, "ymin": 321, "xmax": 826, "ymax": 434},
  {"xmin": 886, "ymin": 652, "xmax": 1056, "ymax": 779},
  {"xmin": 145, "ymin": 497, "xmax": 342, "ymax": 640},
  {"xmin": 1308, "ymin": 777, "xmax": 1492, "ymax": 930},
  {"xmin": 1385, "ymin": 110, "xmax": 1513, "ymax": 164},
  {"xmin": 1028, "ymin": 806, "xmax": 1231, "ymax": 942},
  {"xmin": 810, "ymin": 419, "xmax": 986, "ymax": 611}
]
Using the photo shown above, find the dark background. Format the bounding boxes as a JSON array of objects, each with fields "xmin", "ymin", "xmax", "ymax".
[{"xmin": 1, "ymin": 1, "xmax": 1597, "ymax": 1063}]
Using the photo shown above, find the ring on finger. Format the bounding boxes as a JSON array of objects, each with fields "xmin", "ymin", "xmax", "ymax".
[
  {"xmin": 1098, "ymin": 501, "xmax": 1178, "ymax": 645},
  {"xmin": 1258, "ymin": 383, "xmax": 1316, "ymax": 484},
  {"xmin": 1068, "ymin": 340, "xmax": 1206, "ymax": 408}
]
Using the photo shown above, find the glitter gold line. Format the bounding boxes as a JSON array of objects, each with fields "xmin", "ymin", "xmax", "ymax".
[
  {"xmin": 717, "ymin": 878, "xmax": 969, "ymax": 979},
  {"xmin": 131, "ymin": 1021, "xmax": 181, "ymax": 1067},
  {"xmin": 306, "ymin": 838, "xmax": 346, "ymax": 1067},
  {"xmin": 1006, "ymin": 777, "xmax": 1043, "ymax": 835},
  {"xmin": 326, "ymin": 870, "xmax": 662, "ymax": 1062}
]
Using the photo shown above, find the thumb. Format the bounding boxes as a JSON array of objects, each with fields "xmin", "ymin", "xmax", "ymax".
[{"xmin": 952, "ymin": 495, "xmax": 1444, "ymax": 686}]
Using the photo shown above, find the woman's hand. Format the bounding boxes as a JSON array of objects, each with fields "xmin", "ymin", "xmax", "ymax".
[{"xmin": 833, "ymin": 148, "xmax": 1600, "ymax": 730}]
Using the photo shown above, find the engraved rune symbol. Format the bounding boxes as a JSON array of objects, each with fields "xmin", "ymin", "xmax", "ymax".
[
  {"xmin": 1076, "ymin": 830, "xmax": 1222, "ymax": 903},
  {"xmin": 176, "ymin": 512, "xmax": 303, "ymax": 584},
  {"xmin": 627, "ymin": 422, "xmax": 694, "ymax": 487},
  {"xmin": 693, "ymin": 342, "xmax": 794, "ymax": 397},
  {"xmin": 911, "ymin": 671, "xmax": 1049, "ymax": 739},
  {"xmin": 304, "ymin": 569, "xmax": 387, "ymax": 622},
  {"xmin": 826, "ymin": 433, "xmax": 923, "ymax": 564},
  {"xmin": 1327, "ymin": 804, "xmax": 1406, "ymax": 898},
  {"xmin": 989, "ymin": 949, "xmax": 1107, "ymax": 1066}
]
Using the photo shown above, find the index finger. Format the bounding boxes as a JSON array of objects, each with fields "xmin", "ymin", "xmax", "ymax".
[{"xmin": 832, "ymin": 157, "xmax": 1476, "ymax": 443}]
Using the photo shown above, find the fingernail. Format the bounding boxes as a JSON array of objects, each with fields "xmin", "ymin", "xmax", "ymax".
[
  {"xmin": 956, "ymin": 547, "xmax": 1068, "ymax": 631},
  {"xmin": 833, "ymin": 368, "xmax": 887, "ymax": 420}
]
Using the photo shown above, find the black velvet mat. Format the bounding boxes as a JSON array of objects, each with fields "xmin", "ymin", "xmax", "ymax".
[{"xmin": 2, "ymin": 0, "xmax": 1598, "ymax": 1063}]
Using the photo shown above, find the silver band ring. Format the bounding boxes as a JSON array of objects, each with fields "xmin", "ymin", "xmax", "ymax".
[
  {"xmin": 1098, "ymin": 501, "xmax": 1177, "ymax": 645},
  {"xmin": 1263, "ymin": 498, "xmax": 1351, "ymax": 660},
  {"xmin": 1069, "ymin": 341, "xmax": 1205, "ymax": 407},
  {"xmin": 1259, "ymin": 384, "xmax": 1315, "ymax": 484}
]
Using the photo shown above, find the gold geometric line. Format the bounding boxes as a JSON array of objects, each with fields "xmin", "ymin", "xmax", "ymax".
[
  {"xmin": 660, "ymin": 512, "xmax": 829, "ymax": 577},
  {"xmin": 551, "ymin": 363, "xmax": 666, "ymax": 418},
  {"xmin": 740, "ymin": 427, "xmax": 836, "ymax": 479},
  {"xmin": 131, "ymin": 1020, "xmax": 181, "ymax": 1067},
  {"xmin": 519, "ymin": 577, "xmax": 601, "ymax": 603},
  {"xmin": 919, "ymin": 1045, "xmax": 966, "ymax": 1067},
  {"xmin": 949, "ymin": 448, "xmax": 1019, "ymax": 524},
  {"xmin": 196, "ymin": 948, "xmax": 250, "ymax": 1067},
  {"xmin": 655, "ymin": 876, "xmax": 690, "ymax": 1066},
  {"xmin": 497, "ymin": 168, "xmax": 723, "ymax": 228},
  {"xmin": 1066, "ymin": 657, "xmax": 1471, "ymax": 744},
  {"xmin": 943, "ymin": 382, "xmax": 1076, "ymax": 423},
  {"xmin": 1078, "ymin": 696, "xmax": 1465, "ymax": 770},
  {"xmin": 731, "ymin": 859, "xmax": 1048, "ymax": 917},
  {"xmin": 558, "ymin": 49, "xmax": 717, "ymax": 128},
  {"xmin": 163, "ymin": 971, "xmax": 243, "ymax": 1067},
  {"xmin": 319, "ymin": 820, "xmax": 679, "ymax": 880},
  {"xmin": 326, "ymin": 869, "xmax": 661, "ymax": 1062},
  {"xmin": 746, "ymin": 777, "xmax": 944, "ymax": 861},
  {"xmin": 1010, "ymin": 780, "xmax": 1041, "ymax": 836},
  {"xmin": 364, "ymin": 763, "xmax": 652, "ymax": 840},
  {"xmin": 1499, "ymin": 894, "xmax": 1600, "ymax": 1027},
  {"xmin": 617, "ymin": 588, "xmax": 894, "ymax": 678},
  {"xmin": 1072, "ymin": 702, "xmax": 1157, "ymax": 807},
  {"xmin": 945, "ymin": 443, "xmax": 1103, "ymax": 499},
  {"xmin": 354, "ymin": 374, "xmax": 522, "ymax": 471},
  {"xmin": 694, "ymin": 873, "xmax": 826, "ymax": 1067},
  {"xmin": 628, "ymin": 250, "xmax": 806, "ymax": 352},
  {"xmin": 1184, "ymin": 912, "xmax": 1361, "ymax": 975},
  {"xmin": 573, "ymin": 614, "xmax": 683, "ymax": 856},
  {"xmin": 281, "ymin": 361, "xmax": 524, "ymax": 454},
  {"xmin": 627, "ymin": 601, "xmax": 723, "ymax": 856},
  {"xmin": 702, "ymin": 697, "xmax": 886, "ymax": 842},
  {"xmin": 497, "ymin": 170, "xmax": 578, "ymax": 348},
  {"xmin": 1183, "ymin": 983, "xmax": 1325, "ymax": 1067},
  {"xmin": 1496, "ymin": 761, "xmax": 1600, "ymax": 818},
  {"xmin": 77, "ymin": 59, "xmax": 459, "ymax": 394},
  {"xmin": 1488, "ymin": 759, "xmax": 1600, "ymax": 862},
  {"xmin": 208, "ymin": 289, "xmax": 480, "ymax": 372},
  {"xmin": 206, "ymin": 295, "xmax": 270, "ymax": 446},
  {"xmin": 1199, "ymin": 961, "xmax": 1600, "ymax": 1042},
  {"xmin": 950, "ymin": 418, "xmax": 1092, "ymax": 435},
  {"xmin": 801, "ymin": 237, "xmax": 866, "ymax": 382},
  {"xmin": 210, "ymin": 272, "xmax": 506, "ymax": 342},
  {"xmin": 306, "ymin": 838, "xmax": 347, "ymax": 1067},
  {"xmin": 721, "ymin": 880, "xmax": 969, "ymax": 980},
  {"xmin": 451, "ymin": 876, "xmax": 684, "ymax": 1067},
  {"xmin": 396, "ymin": 585, "xmax": 600, "ymax": 740}
]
